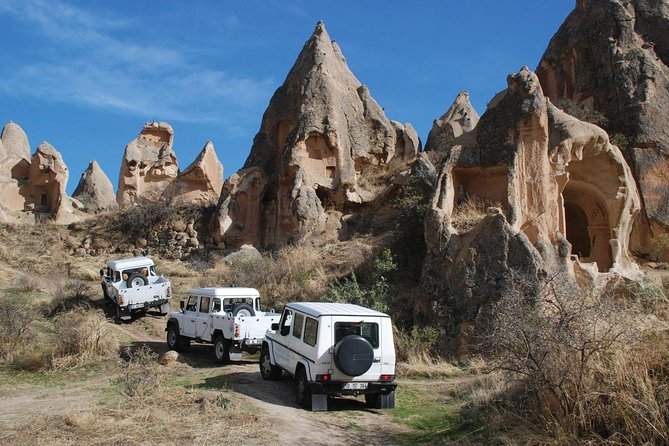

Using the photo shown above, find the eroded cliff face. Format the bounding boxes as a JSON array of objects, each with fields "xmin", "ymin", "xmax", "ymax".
[
  {"xmin": 536, "ymin": 0, "xmax": 669, "ymax": 257},
  {"xmin": 422, "ymin": 67, "xmax": 641, "ymax": 351},
  {"xmin": 211, "ymin": 21, "xmax": 419, "ymax": 248}
]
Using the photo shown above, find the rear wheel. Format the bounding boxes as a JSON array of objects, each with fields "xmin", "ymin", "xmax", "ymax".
[
  {"xmin": 296, "ymin": 368, "xmax": 312, "ymax": 409},
  {"xmin": 259, "ymin": 345, "xmax": 282, "ymax": 380},
  {"xmin": 213, "ymin": 335, "xmax": 230, "ymax": 364},
  {"xmin": 365, "ymin": 390, "xmax": 395, "ymax": 409}
]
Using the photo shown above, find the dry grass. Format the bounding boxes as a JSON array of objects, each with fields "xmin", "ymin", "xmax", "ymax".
[
  {"xmin": 450, "ymin": 196, "xmax": 500, "ymax": 232},
  {"xmin": 1, "ymin": 386, "xmax": 268, "ymax": 445}
]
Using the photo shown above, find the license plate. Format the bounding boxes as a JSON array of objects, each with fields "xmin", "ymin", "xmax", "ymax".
[{"xmin": 343, "ymin": 382, "xmax": 368, "ymax": 390}]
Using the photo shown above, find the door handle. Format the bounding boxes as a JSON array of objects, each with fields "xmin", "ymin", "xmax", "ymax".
[
  {"xmin": 201, "ymin": 321, "xmax": 207, "ymax": 324},
  {"xmin": 190, "ymin": 319, "xmax": 195, "ymax": 322}
]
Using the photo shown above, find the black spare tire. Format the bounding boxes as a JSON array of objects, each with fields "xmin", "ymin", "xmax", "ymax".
[
  {"xmin": 127, "ymin": 272, "xmax": 148, "ymax": 288},
  {"xmin": 334, "ymin": 335, "xmax": 374, "ymax": 376}
]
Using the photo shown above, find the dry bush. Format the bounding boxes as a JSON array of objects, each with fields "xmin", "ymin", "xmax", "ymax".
[
  {"xmin": 0, "ymin": 291, "xmax": 43, "ymax": 361},
  {"xmin": 485, "ymin": 281, "xmax": 669, "ymax": 444},
  {"xmin": 48, "ymin": 280, "xmax": 96, "ymax": 315},
  {"xmin": 118, "ymin": 345, "xmax": 165, "ymax": 397},
  {"xmin": 49, "ymin": 310, "xmax": 118, "ymax": 369},
  {"xmin": 394, "ymin": 324, "xmax": 462, "ymax": 378},
  {"xmin": 451, "ymin": 196, "xmax": 500, "ymax": 232}
]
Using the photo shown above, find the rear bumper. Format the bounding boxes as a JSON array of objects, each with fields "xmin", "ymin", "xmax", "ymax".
[
  {"xmin": 127, "ymin": 298, "xmax": 169, "ymax": 310},
  {"xmin": 308, "ymin": 380, "xmax": 397, "ymax": 396}
]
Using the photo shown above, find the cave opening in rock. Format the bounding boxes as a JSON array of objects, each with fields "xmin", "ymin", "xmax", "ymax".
[{"xmin": 562, "ymin": 183, "xmax": 613, "ymax": 272}]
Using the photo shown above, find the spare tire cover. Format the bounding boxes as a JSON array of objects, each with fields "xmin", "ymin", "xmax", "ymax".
[{"xmin": 334, "ymin": 335, "xmax": 374, "ymax": 376}]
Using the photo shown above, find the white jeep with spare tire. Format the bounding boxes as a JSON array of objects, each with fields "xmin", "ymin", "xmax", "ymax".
[
  {"xmin": 165, "ymin": 287, "xmax": 280, "ymax": 363},
  {"xmin": 100, "ymin": 257, "xmax": 172, "ymax": 322},
  {"xmin": 260, "ymin": 302, "xmax": 397, "ymax": 411}
]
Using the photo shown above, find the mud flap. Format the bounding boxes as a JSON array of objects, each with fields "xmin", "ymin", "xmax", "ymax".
[
  {"xmin": 311, "ymin": 393, "xmax": 328, "ymax": 412},
  {"xmin": 159, "ymin": 302, "xmax": 172, "ymax": 315}
]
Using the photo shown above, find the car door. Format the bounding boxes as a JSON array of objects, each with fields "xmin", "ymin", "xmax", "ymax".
[
  {"xmin": 182, "ymin": 294, "xmax": 199, "ymax": 337},
  {"xmin": 195, "ymin": 295, "xmax": 211, "ymax": 340},
  {"xmin": 273, "ymin": 307, "xmax": 293, "ymax": 371}
]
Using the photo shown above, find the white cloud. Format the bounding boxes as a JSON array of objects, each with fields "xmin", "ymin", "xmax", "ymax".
[{"xmin": 0, "ymin": 0, "xmax": 274, "ymax": 127}]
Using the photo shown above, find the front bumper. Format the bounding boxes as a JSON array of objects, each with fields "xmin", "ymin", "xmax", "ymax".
[{"xmin": 308, "ymin": 380, "xmax": 397, "ymax": 396}]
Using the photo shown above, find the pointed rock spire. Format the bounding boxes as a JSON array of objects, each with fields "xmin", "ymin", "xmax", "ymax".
[
  {"xmin": 176, "ymin": 141, "xmax": 224, "ymax": 204},
  {"xmin": 73, "ymin": 160, "xmax": 118, "ymax": 212},
  {"xmin": 425, "ymin": 91, "xmax": 480, "ymax": 153},
  {"xmin": 213, "ymin": 21, "xmax": 419, "ymax": 248}
]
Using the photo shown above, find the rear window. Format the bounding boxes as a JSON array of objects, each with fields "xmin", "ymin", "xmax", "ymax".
[{"xmin": 335, "ymin": 322, "xmax": 379, "ymax": 349}]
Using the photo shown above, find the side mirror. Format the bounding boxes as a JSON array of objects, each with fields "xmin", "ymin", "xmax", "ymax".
[
  {"xmin": 99, "ymin": 269, "xmax": 104, "ymax": 277},
  {"xmin": 280, "ymin": 326, "xmax": 290, "ymax": 336},
  {"xmin": 271, "ymin": 323, "xmax": 279, "ymax": 331},
  {"xmin": 180, "ymin": 300, "xmax": 185, "ymax": 311}
]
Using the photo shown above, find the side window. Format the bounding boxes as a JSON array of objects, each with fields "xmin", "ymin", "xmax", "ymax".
[
  {"xmin": 303, "ymin": 317, "xmax": 318, "ymax": 347},
  {"xmin": 279, "ymin": 309, "xmax": 293, "ymax": 336},
  {"xmin": 212, "ymin": 298, "xmax": 221, "ymax": 313},
  {"xmin": 292, "ymin": 313, "xmax": 304, "ymax": 339},
  {"xmin": 185, "ymin": 295, "xmax": 198, "ymax": 312},
  {"xmin": 114, "ymin": 271, "xmax": 121, "ymax": 282},
  {"xmin": 199, "ymin": 296, "xmax": 211, "ymax": 314}
]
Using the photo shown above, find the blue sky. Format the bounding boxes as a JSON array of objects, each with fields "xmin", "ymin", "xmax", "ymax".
[{"xmin": 0, "ymin": 0, "xmax": 574, "ymax": 194}]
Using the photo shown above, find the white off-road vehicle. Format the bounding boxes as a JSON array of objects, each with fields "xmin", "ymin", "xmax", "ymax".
[
  {"xmin": 100, "ymin": 257, "xmax": 172, "ymax": 322},
  {"xmin": 260, "ymin": 302, "xmax": 397, "ymax": 411},
  {"xmin": 165, "ymin": 288, "xmax": 280, "ymax": 363}
]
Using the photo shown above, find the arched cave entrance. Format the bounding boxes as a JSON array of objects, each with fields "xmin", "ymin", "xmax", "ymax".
[{"xmin": 562, "ymin": 183, "xmax": 613, "ymax": 272}]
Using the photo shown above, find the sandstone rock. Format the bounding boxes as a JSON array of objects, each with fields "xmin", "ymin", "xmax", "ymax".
[
  {"xmin": 212, "ymin": 21, "xmax": 419, "ymax": 248},
  {"xmin": 536, "ymin": 0, "xmax": 669, "ymax": 255},
  {"xmin": 425, "ymin": 91, "xmax": 480, "ymax": 154},
  {"xmin": 117, "ymin": 122, "xmax": 178, "ymax": 207},
  {"xmin": 1, "ymin": 121, "xmax": 31, "ymax": 163},
  {"xmin": 174, "ymin": 141, "xmax": 224, "ymax": 205},
  {"xmin": 221, "ymin": 245, "xmax": 262, "ymax": 266},
  {"xmin": 160, "ymin": 350, "xmax": 179, "ymax": 365},
  {"xmin": 27, "ymin": 141, "xmax": 78, "ymax": 224},
  {"xmin": 422, "ymin": 67, "xmax": 641, "ymax": 350},
  {"xmin": 72, "ymin": 160, "xmax": 118, "ymax": 212}
]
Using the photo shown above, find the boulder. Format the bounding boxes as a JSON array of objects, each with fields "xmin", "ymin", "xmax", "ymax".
[
  {"xmin": 536, "ymin": 0, "xmax": 669, "ymax": 257},
  {"xmin": 72, "ymin": 160, "xmax": 118, "ymax": 212},
  {"xmin": 422, "ymin": 67, "xmax": 641, "ymax": 351},
  {"xmin": 27, "ymin": 141, "xmax": 78, "ymax": 224},
  {"xmin": 117, "ymin": 121, "xmax": 179, "ymax": 207},
  {"xmin": 174, "ymin": 141, "xmax": 224, "ymax": 205},
  {"xmin": 212, "ymin": 21, "xmax": 420, "ymax": 248}
]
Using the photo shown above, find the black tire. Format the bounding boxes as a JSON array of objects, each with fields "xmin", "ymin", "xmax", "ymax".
[
  {"xmin": 232, "ymin": 303, "xmax": 255, "ymax": 317},
  {"xmin": 115, "ymin": 304, "xmax": 122, "ymax": 324},
  {"xmin": 295, "ymin": 367, "xmax": 312, "ymax": 409},
  {"xmin": 102, "ymin": 284, "xmax": 112, "ymax": 305},
  {"xmin": 259, "ymin": 345, "xmax": 282, "ymax": 380},
  {"xmin": 126, "ymin": 272, "xmax": 148, "ymax": 288},
  {"xmin": 213, "ymin": 334, "xmax": 230, "ymax": 364},
  {"xmin": 334, "ymin": 335, "xmax": 374, "ymax": 376},
  {"xmin": 365, "ymin": 390, "xmax": 396, "ymax": 409},
  {"xmin": 167, "ymin": 323, "xmax": 182, "ymax": 351}
]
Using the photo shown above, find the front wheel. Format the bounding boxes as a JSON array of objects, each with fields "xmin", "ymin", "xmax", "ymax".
[
  {"xmin": 213, "ymin": 335, "xmax": 230, "ymax": 364},
  {"xmin": 259, "ymin": 345, "xmax": 282, "ymax": 380},
  {"xmin": 296, "ymin": 368, "xmax": 312, "ymax": 409},
  {"xmin": 167, "ymin": 324, "xmax": 181, "ymax": 351}
]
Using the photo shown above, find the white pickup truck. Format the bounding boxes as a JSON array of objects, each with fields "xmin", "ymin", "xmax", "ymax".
[
  {"xmin": 165, "ymin": 287, "xmax": 280, "ymax": 363},
  {"xmin": 100, "ymin": 257, "xmax": 172, "ymax": 322}
]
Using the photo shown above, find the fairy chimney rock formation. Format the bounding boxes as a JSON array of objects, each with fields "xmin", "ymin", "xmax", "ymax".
[
  {"xmin": 212, "ymin": 21, "xmax": 420, "ymax": 248},
  {"xmin": 175, "ymin": 141, "xmax": 224, "ymax": 204},
  {"xmin": 425, "ymin": 91, "xmax": 480, "ymax": 153},
  {"xmin": 73, "ymin": 160, "xmax": 118, "ymax": 212},
  {"xmin": 26, "ymin": 141, "xmax": 77, "ymax": 224},
  {"xmin": 422, "ymin": 67, "xmax": 641, "ymax": 351},
  {"xmin": 536, "ymin": 0, "xmax": 669, "ymax": 257},
  {"xmin": 0, "ymin": 121, "xmax": 31, "ymax": 179},
  {"xmin": 117, "ymin": 121, "xmax": 178, "ymax": 207}
]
